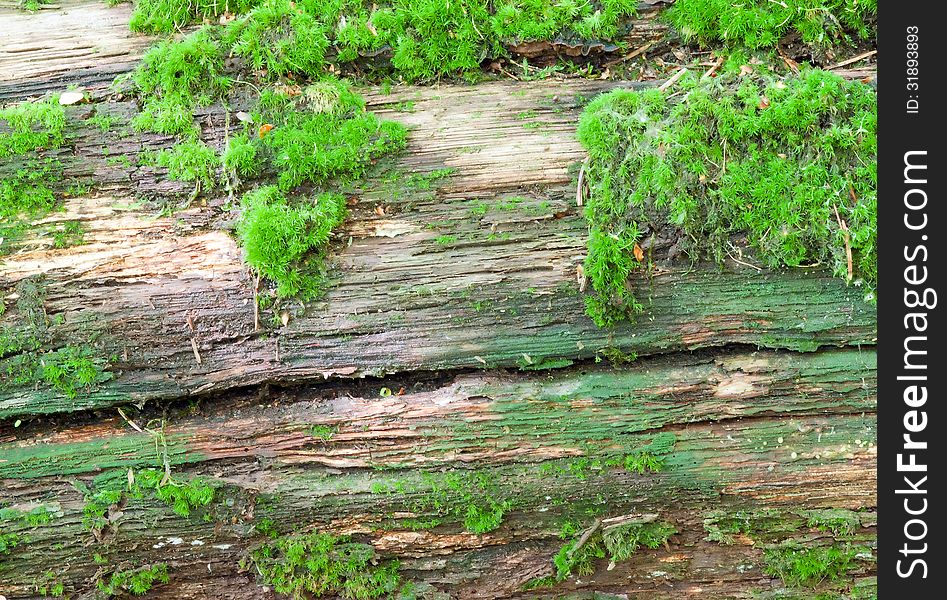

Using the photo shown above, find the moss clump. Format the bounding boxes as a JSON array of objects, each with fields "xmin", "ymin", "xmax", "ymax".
[
  {"xmin": 249, "ymin": 532, "xmax": 405, "ymax": 599},
  {"xmin": 135, "ymin": 468, "xmax": 216, "ymax": 518},
  {"xmin": 254, "ymin": 79, "xmax": 407, "ymax": 189},
  {"xmin": 763, "ymin": 543, "xmax": 867, "ymax": 587},
  {"xmin": 1, "ymin": 100, "xmax": 67, "ymax": 251},
  {"xmin": 132, "ymin": 28, "xmax": 229, "ymax": 136},
  {"xmin": 554, "ymin": 520, "xmax": 676, "ymax": 581},
  {"xmin": 51, "ymin": 220, "xmax": 86, "ymax": 249},
  {"xmin": 130, "ymin": 1, "xmax": 640, "ymax": 87},
  {"xmin": 225, "ymin": 0, "xmax": 330, "ymax": 79},
  {"xmin": 131, "ymin": 0, "xmax": 261, "ymax": 34},
  {"xmin": 0, "ymin": 505, "xmax": 56, "ymax": 527},
  {"xmin": 237, "ymin": 186, "xmax": 346, "ymax": 299},
  {"xmin": 0, "ymin": 159, "xmax": 60, "ymax": 222},
  {"xmin": 0, "ymin": 100, "xmax": 65, "ymax": 159},
  {"xmin": 371, "ymin": 469, "xmax": 513, "ymax": 535},
  {"xmin": 222, "ymin": 133, "xmax": 260, "ymax": 180},
  {"xmin": 0, "ymin": 532, "xmax": 20, "ymax": 554},
  {"xmin": 577, "ymin": 68, "xmax": 876, "ymax": 326},
  {"xmin": 153, "ymin": 139, "xmax": 220, "ymax": 190},
  {"xmin": 1, "ymin": 345, "xmax": 113, "ymax": 399},
  {"xmin": 703, "ymin": 508, "xmax": 803, "ymax": 544},
  {"xmin": 97, "ymin": 563, "xmax": 170, "ymax": 596},
  {"xmin": 665, "ymin": 0, "xmax": 877, "ymax": 50}
]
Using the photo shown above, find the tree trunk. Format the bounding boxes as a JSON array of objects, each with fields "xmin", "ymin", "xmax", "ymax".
[{"xmin": 1, "ymin": 3, "xmax": 876, "ymax": 599}]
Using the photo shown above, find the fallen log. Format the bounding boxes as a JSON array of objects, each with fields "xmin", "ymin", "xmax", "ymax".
[
  {"xmin": 0, "ymin": 3, "xmax": 877, "ymax": 599},
  {"xmin": 1, "ymin": 348, "xmax": 876, "ymax": 598}
]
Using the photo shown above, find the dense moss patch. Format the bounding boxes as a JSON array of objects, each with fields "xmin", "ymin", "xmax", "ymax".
[
  {"xmin": 1, "ymin": 100, "xmax": 68, "ymax": 254},
  {"xmin": 577, "ymin": 67, "xmax": 876, "ymax": 326},
  {"xmin": 237, "ymin": 187, "xmax": 347, "ymax": 299},
  {"xmin": 130, "ymin": 0, "xmax": 262, "ymax": 34},
  {"xmin": 763, "ymin": 543, "xmax": 869, "ymax": 587},
  {"xmin": 129, "ymin": 0, "xmax": 640, "ymax": 85},
  {"xmin": 665, "ymin": 0, "xmax": 877, "ymax": 50},
  {"xmin": 131, "ymin": 29, "xmax": 230, "ymax": 137},
  {"xmin": 248, "ymin": 532, "xmax": 406, "ymax": 599}
]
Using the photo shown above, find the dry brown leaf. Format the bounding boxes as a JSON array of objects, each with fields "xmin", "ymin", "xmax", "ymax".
[
  {"xmin": 739, "ymin": 64, "xmax": 753, "ymax": 77},
  {"xmin": 758, "ymin": 95, "xmax": 770, "ymax": 110},
  {"xmin": 374, "ymin": 205, "xmax": 386, "ymax": 216},
  {"xmin": 258, "ymin": 123, "xmax": 274, "ymax": 138},
  {"xmin": 633, "ymin": 243, "xmax": 644, "ymax": 262}
]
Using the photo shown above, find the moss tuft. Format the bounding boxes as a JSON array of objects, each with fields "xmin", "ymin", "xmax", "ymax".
[
  {"xmin": 577, "ymin": 68, "xmax": 876, "ymax": 326},
  {"xmin": 153, "ymin": 139, "xmax": 221, "ymax": 190},
  {"xmin": 554, "ymin": 520, "xmax": 676, "ymax": 581},
  {"xmin": 97, "ymin": 563, "xmax": 170, "ymax": 596},
  {"xmin": 132, "ymin": 28, "xmax": 229, "ymax": 136},
  {"xmin": 131, "ymin": 0, "xmax": 261, "ymax": 34},
  {"xmin": 665, "ymin": 0, "xmax": 877, "ymax": 50},
  {"xmin": 237, "ymin": 186, "xmax": 346, "ymax": 299},
  {"xmin": 763, "ymin": 543, "xmax": 868, "ymax": 587},
  {"xmin": 0, "ymin": 100, "xmax": 65, "ymax": 159},
  {"xmin": 249, "ymin": 532, "xmax": 405, "ymax": 599}
]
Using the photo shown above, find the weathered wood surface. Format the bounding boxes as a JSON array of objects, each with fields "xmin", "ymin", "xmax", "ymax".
[
  {"xmin": 0, "ymin": 3, "xmax": 877, "ymax": 599},
  {"xmin": 1, "ymin": 348, "xmax": 876, "ymax": 598},
  {"xmin": 0, "ymin": 76, "xmax": 876, "ymax": 419}
]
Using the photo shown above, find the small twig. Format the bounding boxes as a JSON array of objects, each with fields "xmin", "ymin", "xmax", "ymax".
[
  {"xmin": 576, "ymin": 157, "xmax": 589, "ymax": 206},
  {"xmin": 567, "ymin": 519, "xmax": 602, "ymax": 559},
  {"xmin": 658, "ymin": 68, "xmax": 688, "ymax": 92},
  {"xmin": 833, "ymin": 205, "xmax": 853, "ymax": 281},
  {"xmin": 116, "ymin": 407, "xmax": 144, "ymax": 433},
  {"xmin": 603, "ymin": 41, "xmax": 655, "ymax": 68},
  {"xmin": 190, "ymin": 337, "xmax": 203, "ymax": 365},
  {"xmin": 252, "ymin": 272, "xmax": 261, "ymax": 331},
  {"xmin": 828, "ymin": 50, "xmax": 877, "ymax": 70},
  {"xmin": 701, "ymin": 55, "xmax": 724, "ymax": 79}
]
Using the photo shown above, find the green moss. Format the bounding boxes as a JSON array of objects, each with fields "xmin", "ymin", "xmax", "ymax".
[
  {"xmin": 128, "ymin": 1, "xmax": 640, "ymax": 89},
  {"xmin": 577, "ymin": 68, "xmax": 876, "ymax": 326},
  {"xmin": 463, "ymin": 503, "xmax": 506, "ymax": 534},
  {"xmin": 132, "ymin": 28, "xmax": 229, "ymax": 136},
  {"xmin": 0, "ymin": 99, "xmax": 65, "ymax": 159},
  {"xmin": 763, "ymin": 543, "xmax": 868, "ymax": 587},
  {"xmin": 800, "ymin": 509, "xmax": 862, "ymax": 537},
  {"xmin": 237, "ymin": 186, "xmax": 346, "ymax": 299},
  {"xmin": 154, "ymin": 140, "xmax": 220, "ymax": 190},
  {"xmin": 370, "ymin": 469, "xmax": 512, "ymax": 534},
  {"xmin": 1, "ymin": 159, "xmax": 60, "ymax": 234},
  {"xmin": 97, "ymin": 563, "xmax": 170, "ymax": 596},
  {"xmin": 131, "ymin": 0, "xmax": 261, "ymax": 33},
  {"xmin": 135, "ymin": 468, "xmax": 216, "ymax": 518},
  {"xmin": 0, "ymin": 505, "xmax": 55, "ymax": 526},
  {"xmin": 703, "ymin": 508, "xmax": 802, "ymax": 545},
  {"xmin": 0, "ymin": 532, "xmax": 20, "ymax": 555},
  {"xmin": 554, "ymin": 520, "xmax": 676, "ymax": 581},
  {"xmin": 224, "ymin": 0, "xmax": 330, "ymax": 79},
  {"xmin": 249, "ymin": 532, "xmax": 405, "ymax": 599},
  {"xmin": 310, "ymin": 424, "xmax": 338, "ymax": 441},
  {"xmin": 665, "ymin": 0, "xmax": 876, "ymax": 50},
  {"xmin": 222, "ymin": 133, "xmax": 260, "ymax": 179},
  {"xmin": 255, "ymin": 79, "xmax": 407, "ymax": 190},
  {"xmin": 1, "ymin": 344, "xmax": 113, "ymax": 400},
  {"xmin": 51, "ymin": 220, "xmax": 86, "ymax": 249}
]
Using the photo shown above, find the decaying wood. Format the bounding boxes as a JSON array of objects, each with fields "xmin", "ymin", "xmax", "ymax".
[
  {"xmin": 0, "ymin": 77, "xmax": 876, "ymax": 419},
  {"xmin": 1, "ymin": 348, "xmax": 876, "ymax": 598},
  {"xmin": 0, "ymin": 3, "xmax": 877, "ymax": 599}
]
